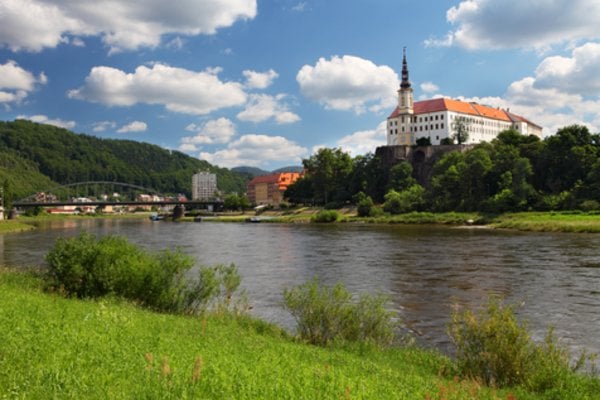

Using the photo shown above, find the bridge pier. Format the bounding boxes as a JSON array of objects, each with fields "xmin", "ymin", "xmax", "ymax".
[{"xmin": 173, "ymin": 204, "xmax": 185, "ymax": 220}]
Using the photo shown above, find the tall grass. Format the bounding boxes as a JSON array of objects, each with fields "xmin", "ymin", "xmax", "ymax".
[
  {"xmin": 283, "ymin": 278, "xmax": 396, "ymax": 346},
  {"xmin": 448, "ymin": 297, "xmax": 598, "ymax": 395},
  {"xmin": 45, "ymin": 233, "xmax": 246, "ymax": 315}
]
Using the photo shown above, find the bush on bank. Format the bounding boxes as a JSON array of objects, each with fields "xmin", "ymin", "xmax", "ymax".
[
  {"xmin": 311, "ymin": 209, "xmax": 340, "ymax": 223},
  {"xmin": 449, "ymin": 297, "xmax": 598, "ymax": 394},
  {"xmin": 45, "ymin": 233, "xmax": 245, "ymax": 315},
  {"xmin": 283, "ymin": 278, "xmax": 396, "ymax": 346}
]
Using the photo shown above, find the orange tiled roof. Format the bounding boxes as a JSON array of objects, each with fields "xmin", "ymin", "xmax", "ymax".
[
  {"xmin": 389, "ymin": 98, "xmax": 516, "ymax": 122},
  {"xmin": 248, "ymin": 172, "xmax": 302, "ymax": 189}
]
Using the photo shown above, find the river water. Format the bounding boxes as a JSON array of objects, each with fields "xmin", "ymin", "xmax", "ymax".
[{"xmin": 1, "ymin": 218, "xmax": 599, "ymax": 358}]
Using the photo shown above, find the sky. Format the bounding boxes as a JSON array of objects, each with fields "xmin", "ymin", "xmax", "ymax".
[{"xmin": 1, "ymin": 0, "xmax": 599, "ymax": 171}]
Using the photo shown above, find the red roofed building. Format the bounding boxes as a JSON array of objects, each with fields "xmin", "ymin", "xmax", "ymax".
[
  {"xmin": 387, "ymin": 50, "xmax": 542, "ymax": 146},
  {"xmin": 247, "ymin": 172, "xmax": 302, "ymax": 205}
]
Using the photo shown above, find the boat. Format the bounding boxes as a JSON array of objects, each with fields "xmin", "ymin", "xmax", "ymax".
[{"xmin": 149, "ymin": 214, "xmax": 164, "ymax": 221}]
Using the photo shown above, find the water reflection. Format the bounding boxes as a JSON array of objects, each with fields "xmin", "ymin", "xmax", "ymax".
[{"xmin": 2, "ymin": 219, "xmax": 599, "ymax": 359}]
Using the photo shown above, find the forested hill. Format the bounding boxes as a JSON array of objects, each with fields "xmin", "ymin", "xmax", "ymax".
[{"xmin": 0, "ymin": 120, "xmax": 250, "ymax": 198}]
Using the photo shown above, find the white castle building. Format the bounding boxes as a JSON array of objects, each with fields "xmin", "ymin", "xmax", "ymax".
[{"xmin": 387, "ymin": 50, "xmax": 542, "ymax": 146}]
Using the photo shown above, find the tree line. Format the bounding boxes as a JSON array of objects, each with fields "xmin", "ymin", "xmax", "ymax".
[
  {"xmin": 0, "ymin": 120, "xmax": 250, "ymax": 200},
  {"xmin": 285, "ymin": 125, "xmax": 600, "ymax": 214}
]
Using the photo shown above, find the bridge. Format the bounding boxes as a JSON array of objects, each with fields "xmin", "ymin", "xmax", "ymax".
[{"xmin": 11, "ymin": 181, "xmax": 223, "ymax": 210}]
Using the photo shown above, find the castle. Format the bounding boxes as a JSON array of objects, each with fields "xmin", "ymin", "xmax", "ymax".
[{"xmin": 386, "ymin": 50, "xmax": 542, "ymax": 146}]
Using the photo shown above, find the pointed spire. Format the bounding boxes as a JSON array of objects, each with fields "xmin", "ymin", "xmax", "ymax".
[{"xmin": 400, "ymin": 47, "xmax": 411, "ymax": 89}]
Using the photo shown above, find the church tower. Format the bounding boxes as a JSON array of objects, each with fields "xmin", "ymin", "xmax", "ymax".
[
  {"xmin": 398, "ymin": 47, "xmax": 414, "ymax": 114},
  {"xmin": 387, "ymin": 48, "xmax": 414, "ymax": 145}
]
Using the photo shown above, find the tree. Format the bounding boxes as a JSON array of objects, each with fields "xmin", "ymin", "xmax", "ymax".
[
  {"xmin": 451, "ymin": 116, "xmax": 470, "ymax": 144},
  {"xmin": 388, "ymin": 162, "xmax": 416, "ymax": 192},
  {"xmin": 1, "ymin": 179, "xmax": 13, "ymax": 212},
  {"xmin": 348, "ymin": 153, "xmax": 387, "ymax": 203},
  {"xmin": 302, "ymin": 148, "xmax": 353, "ymax": 205},
  {"xmin": 429, "ymin": 151, "xmax": 466, "ymax": 211},
  {"xmin": 284, "ymin": 177, "xmax": 313, "ymax": 205},
  {"xmin": 223, "ymin": 194, "xmax": 249, "ymax": 211},
  {"xmin": 460, "ymin": 148, "xmax": 493, "ymax": 210},
  {"xmin": 537, "ymin": 125, "xmax": 599, "ymax": 195},
  {"xmin": 383, "ymin": 185, "xmax": 425, "ymax": 214},
  {"xmin": 355, "ymin": 192, "xmax": 375, "ymax": 217},
  {"xmin": 415, "ymin": 137, "xmax": 431, "ymax": 146}
]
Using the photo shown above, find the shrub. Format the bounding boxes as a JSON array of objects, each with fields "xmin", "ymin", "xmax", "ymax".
[
  {"xmin": 356, "ymin": 195, "xmax": 374, "ymax": 217},
  {"xmin": 448, "ymin": 297, "xmax": 592, "ymax": 391},
  {"xmin": 45, "ymin": 233, "xmax": 245, "ymax": 315},
  {"xmin": 311, "ymin": 209, "xmax": 339, "ymax": 223},
  {"xmin": 383, "ymin": 185, "xmax": 425, "ymax": 214},
  {"xmin": 282, "ymin": 278, "xmax": 396, "ymax": 346},
  {"xmin": 580, "ymin": 199, "xmax": 600, "ymax": 211},
  {"xmin": 324, "ymin": 201, "xmax": 343, "ymax": 210}
]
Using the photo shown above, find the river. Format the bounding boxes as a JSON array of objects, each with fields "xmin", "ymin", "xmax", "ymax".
[{"xmin": 1, "ymin": 218, "xmax": 599, "ymax": 359}]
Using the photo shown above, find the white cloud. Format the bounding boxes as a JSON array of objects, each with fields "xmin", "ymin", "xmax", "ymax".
[
  {"xmin": 199, "ymin": 134, "xmax": 308, "ymax": 168},
  {"xmin": 243, "ymin": 69, "xmax": 279, "ymax": 89},
  {"xmin": 71, "ymin": 37, "xmax": 85, "ymax": 47},
  {"xmin": 17, "ymin": 114, "xmax": 75, "ymax": 129},
  {"xmin": 117, "ymin": 120, "xmax": 147, "ymax": 133},
  {"xmin": 92, "ymin": 120, "xmax": 116, "ymax": 132},
  {"xmin": 336, "ymin": 121, "xmax": 387, "ymax": 157},
  {"xmin": 68, "ymin": 63, "xmax": 247, "ymax": 115},
  {"xmin": 166, "ymin": 37, "xmax": 185, "ymax": 50},
  {"xmin": 0, "ymin": 60, "xmax": 46, "ymax": 104},
  {"xmin": 533, "ymin": 42, "xmax": 600, "ymax": 95},
  {"xmin": 179, "ymin": 117, "xmax": 237, "ymax": 152},
  {"xmin": 297, "ymin": 55, "xmax": 399, "ymax": 114},
  {"xmin": 292, "ymin": 2, "xmax": 307, "ymax": 12},
  {"xmin": 426, "ymin": 0, "xmax": 600, "ymax": 50},
  {"xmin": 237, "ymin": 94, "xmax": 300, "ymax": 124},
  {"xmin": 0, "ymin": 0, "xmax": 257, "ymax": 53},
  {"xmin": 420, "ymin": 81, "xmax": 439, "ymax": 93}
]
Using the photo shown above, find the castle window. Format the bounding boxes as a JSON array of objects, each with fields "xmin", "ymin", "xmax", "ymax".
[
  {"xmin": 436, "ymin": 124, "xmax": 439, "ymax": 129},
  {"xmin": 441, "ymin": 123, "xmax": 444, "ymax": 129},
  {"xmin": 441, "ymin": 115, "xmax": 444, "ymax": 120}
]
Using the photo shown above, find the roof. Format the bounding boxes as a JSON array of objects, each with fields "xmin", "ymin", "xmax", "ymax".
[
  {"xmin": 248, "ymin": 172, "xmax": 302, "ymax": 189},
  {"xmin": 388, "ymin": 98, "xmax": 531, "ymax": 124},
  {"xmin": 507, "ymin": 112, "xmax": 543, "ymax": 129}
]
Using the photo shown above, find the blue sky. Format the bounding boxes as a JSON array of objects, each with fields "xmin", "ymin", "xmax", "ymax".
[{"xmin": 1, "ymin": 0, "xmax": 599, "ymax": 170}]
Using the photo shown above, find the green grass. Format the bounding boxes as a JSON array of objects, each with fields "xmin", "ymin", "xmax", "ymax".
[
  {"xmin": 0, "ymin": 269, "xmax": 559, "ymax": 400},
  {"xmin": 491, "ymin": 211, "xmax": 600, "ymax": 233},
  {"xmin": 0, "ymin": 220, "xmax": 35, "ymax": 233}
]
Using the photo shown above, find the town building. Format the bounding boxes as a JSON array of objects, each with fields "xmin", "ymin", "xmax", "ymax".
[
  {"xmin": 387, "ymin": 50, "xmax": 542, "ymax": 146},
  {"xmin": 192, "ymin": 171, "xmax": 217, "ymax": 200},
  {"xmin": 247, "ymin": 172, "xmax": 302, "ymax": 205}
]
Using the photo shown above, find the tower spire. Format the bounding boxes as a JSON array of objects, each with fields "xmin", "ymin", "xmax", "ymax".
[{"xmin": 400, "ymin": 47, "xmax": 411, "ymax": 89}]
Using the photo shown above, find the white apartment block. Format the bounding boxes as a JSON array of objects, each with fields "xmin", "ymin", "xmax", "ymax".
[{"xmin": 192, "ymin": 171, "xmax": 217, "ymax": 200}]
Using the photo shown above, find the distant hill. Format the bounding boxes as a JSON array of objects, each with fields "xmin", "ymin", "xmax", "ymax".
[
  {"xmin": 0, "ymin": 120, "xmax": 250, "ymax": 198},
  {"xmin": 0, "ymin": 150, "xmax": 57, "ymax": 201},
  {"xmin": 272, "ymin": 166, "xmax": 303, "ymax": 173},
  {"xmin": 231, "ymin": 166, "xmax": 270, "ymax": 177},
  {"xmin": 233, "ymin": 165, "xmax": 303, "ymax": 177}
]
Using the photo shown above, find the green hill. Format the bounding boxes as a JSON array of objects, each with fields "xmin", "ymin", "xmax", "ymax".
[
  {"xmin": 0, "ymin": 120, "xmax": 249, "ymax": 198},
  {"xmin": 0, "ymin": 150, "xmax": 57, "ymax": 201}
]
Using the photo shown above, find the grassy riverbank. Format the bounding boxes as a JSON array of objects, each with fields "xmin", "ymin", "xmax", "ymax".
[
  {"xmin": 191, "ymin": 209, "xmax": 600, "ymax": 233},
  {"xmin": 3, "ymin": 209, "xmax": 600, "ymax": 234},
  {"xmin": 490, "ymin": 211, "xmax": 600, "ymax": 233},
  {"xmin": 5, "ymin": 269, "xmax": 595, "ymax": 399},
  {"xmin": 0, "ymin": 220, "xmax": 35, "ymax": 233}
]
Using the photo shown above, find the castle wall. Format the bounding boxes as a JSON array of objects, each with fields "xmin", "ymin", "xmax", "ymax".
[{"xmin": 375, "ymin": 144, "xmax": 474, "ymax": 187}]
